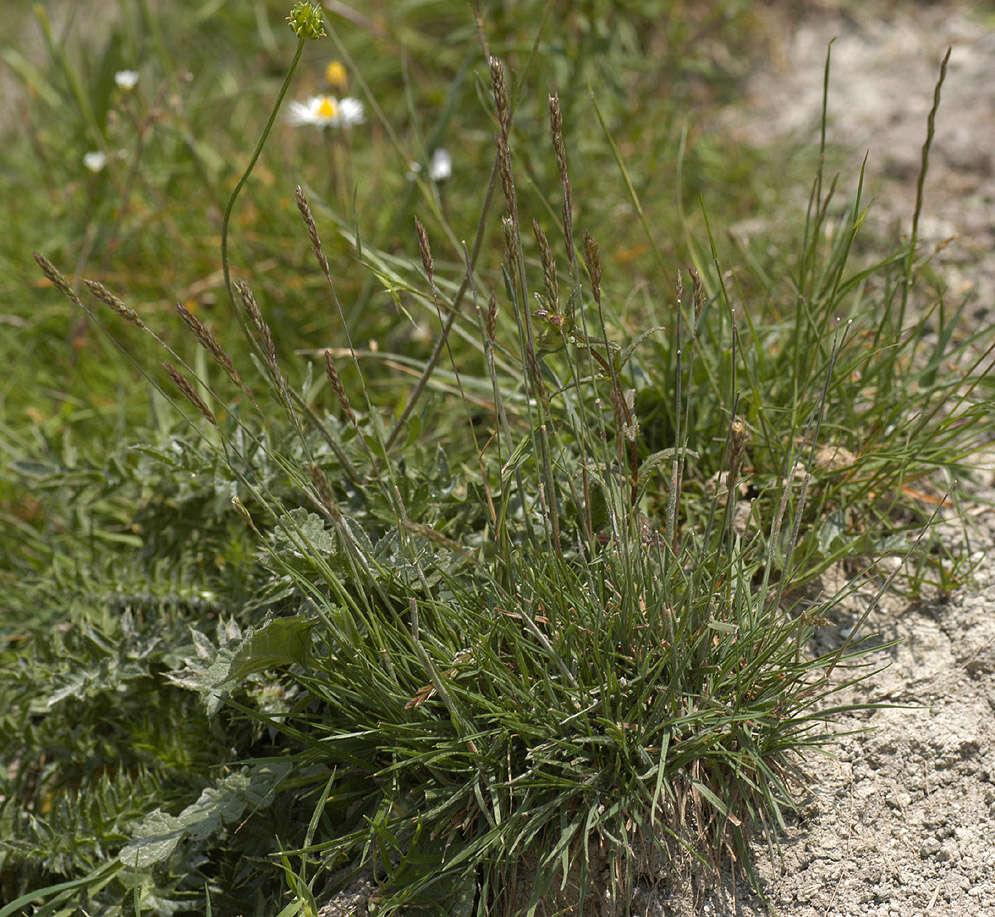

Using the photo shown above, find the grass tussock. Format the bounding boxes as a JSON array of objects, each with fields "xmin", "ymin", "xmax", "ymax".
[{"xmin": 2, "ymin": 2, "xmax": 992, "ymax": 915}]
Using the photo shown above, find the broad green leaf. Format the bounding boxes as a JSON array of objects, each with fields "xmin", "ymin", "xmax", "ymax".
[
  {"xmin": 118, "ymin": 810, "xmax": 185, "ymax": 868},
  {"xmin": 225, "ymin": 616, "xmax": 314, "ymax": 682}
]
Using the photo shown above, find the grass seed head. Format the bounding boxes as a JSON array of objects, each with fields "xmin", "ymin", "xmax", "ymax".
[
  {"xmin": 415, "ymin": 217, "xmax": 434, "ymax": 284},
  {"xmin": 84, "ymin": 280, "xmax": 148, "ymax": 331},
  {"xmin": 175, "ymin": 302, "xmax": 252, "ymax": 402},
  {"xmin": 162, "ymin": 361, "xmax": 217, "ymax": 426},
  {"xmin": 234, "ymin": 279, "xmax": 279, "ymax": 374},
  {"xmin": 295, "ymin": 186, "xmax": 326, "ymax": 268},
  {"xmin": 549, "ymin": 93, "xmax": 575, "ymax": 261},
  {"xmin": 489, "ymin": 58, "xmax": 517, "ymax": 214},
  {"xmin": 532, "ymin": 218, "xmax": 558, "ymax": 310},
  {"xmin": 502, "ymin": 216, "xmax": 519, "ymax": 267},
  {"xmin": 33, "ymin": 253, "xmax": 87, "ymax": 313},
  {"xmin": 324, "ymin": 349, "xmax": 357, "ymax": 429}
]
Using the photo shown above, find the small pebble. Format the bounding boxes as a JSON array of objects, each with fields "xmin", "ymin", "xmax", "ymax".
[{"xmin": 921, "ymin": 837, "xmax": 941, "ymax": 857}]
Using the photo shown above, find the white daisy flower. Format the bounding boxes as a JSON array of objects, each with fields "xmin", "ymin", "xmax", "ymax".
[
  {"xmin": 83, "ymin": 151, "xmax": 107, "ymax": 172},
  {"xmin": 429, "ymin": 148, "xmax": 452, "ymax": 181},
  {"xmin": 287, "ymin": 95, "xmax": 340, "ymax": 127},
  {"xmin": 114, "ymin": 70, "xmax": 139, "ymax": 90}
]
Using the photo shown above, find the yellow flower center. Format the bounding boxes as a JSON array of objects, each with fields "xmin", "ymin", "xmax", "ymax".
[{"xmin": 317, "ymin": 97, "xmax": 337, "ymax": 119}]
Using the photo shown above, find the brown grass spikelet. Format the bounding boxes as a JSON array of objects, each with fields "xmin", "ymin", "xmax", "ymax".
[
  {"xmin": 233, "ymin": 279, "xmax": 278, "ymax": 373},
  {"xmin": 162, "ymin": 361, "xmax": 217, "ymax": 426},
  {"xmin": 175, "ymin": 302, "xmax": 255, "ymax": 405},
  {"xmin": 488, "ymin": 56, "xmax": 511, "ymax": 143},
  {"xmin": 33, "ymin": 252, "xmax": 89, "ymax": 314},
  {"xmin": 414, "ymin": 217, "xmax": 434, "ymax": 284},
  {"xmin": 495, "ymin": 133, "xmax": 515, "ymax": 216},
  {"xmin": 548, "ymin": 93, "xmax": 575, "ymax": 263},
  {"xmin": 690, "ymin": 267, "xmax": 704, "ymax": 324},
  {"xmin": 729, "ymin": 416, "xmax": 751, "ymax": 474},
  {"xmin": 583, "ymin": 232, "xmax": 602, "ymax": 306},
  {"xmin": 532, "ymin": 219, "xmax": 558, "ymax": 309},
  {"xmin": 295, "ymin": 185, "xmax": 333, "ymax": 281},
  {"xmin": 489, "ymin": 58, "xmax": 516, "ymax": 214},
  {"xmin": 83, "ymin": 280, "xmax": 150, "ymax": 332},
  {"xmin": 324, "ymin": 349, "xmax": 357, "ymax": 429},
  {"xmin": 231, "ymin": 496, "xmax": 260, "ymax": 535},
  {"xmin": 501, "ymin": 216, "xmax": 519, "ymax": 267}
]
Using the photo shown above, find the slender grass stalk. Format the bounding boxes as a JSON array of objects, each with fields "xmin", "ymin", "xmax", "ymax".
[
  {"xmin": 900, "ymin": 46, "xmax": 951, "ymax": 330},
  {"xmin": 221, "ymin": 4, "xmax": 327, "ymax": 323}
]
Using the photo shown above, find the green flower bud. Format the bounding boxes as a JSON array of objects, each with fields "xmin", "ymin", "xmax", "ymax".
[{"xmin": 286, "ymin": 2, "xmax": 326, "ymax": 40}]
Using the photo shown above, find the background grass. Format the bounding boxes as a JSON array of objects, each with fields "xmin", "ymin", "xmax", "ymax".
[{"xmin": 1, "ymin": 1, "xmax": 991, "ymax": 915}]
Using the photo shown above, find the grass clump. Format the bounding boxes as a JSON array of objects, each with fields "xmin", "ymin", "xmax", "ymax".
[{"xmin": 2, "ymin": 3, "xmax": 992, "ymax": 916}]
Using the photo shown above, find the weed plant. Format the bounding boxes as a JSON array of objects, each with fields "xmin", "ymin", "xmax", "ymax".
[{"xmin": 2, "ymin": 2, "xmax": 993, "ymax": 916}]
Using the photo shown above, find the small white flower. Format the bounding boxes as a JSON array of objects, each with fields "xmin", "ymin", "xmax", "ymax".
[
  {"xmin": 114, "ymin": 70, "xmax": 139, "ymax": 90},
  {"xmin": 429, "ymin": 148, "xmax": 452, "ymax": 182},
  {"xmin": 406, "ymin": 149, "xmax": 452, "ymax": 183},
  {"xmin": 288, "ymin": 95, "xmax": 365, "ymax": 130},
  {"xmin": 287, "ymin": 95, "xmax": 340, "ymax": 127},
  {"xmin": 337, "ymin": 97, "xmax": 364, "ymax": 127},
  {"xmin": 83, "ymin": 151, "xmax": 107, "ymax": 172}
]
